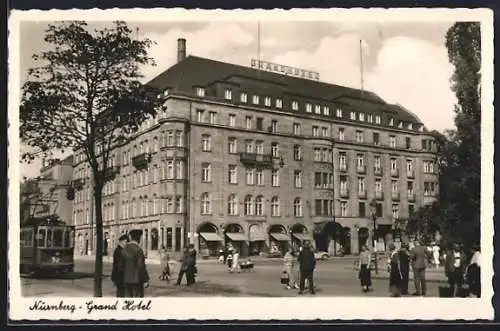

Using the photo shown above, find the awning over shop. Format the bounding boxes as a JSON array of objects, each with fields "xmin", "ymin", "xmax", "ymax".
[
  {"xmin": 292, "ymin": 233, "xmax": 313, "ymax": 242},
  {"xmin": 249, "ymin": 232, "xmax": 267, "ymax": 242},
  {"xmin": 199, "ymin": 232, "xmax": 223, "ymax": 242},
  {"xmin": 225, "ymin": 232, "xmax": 247, "ymax": 241},
  {"xmin": 270, "ymin": 233, "xmax": 290, "ymax": 242}
]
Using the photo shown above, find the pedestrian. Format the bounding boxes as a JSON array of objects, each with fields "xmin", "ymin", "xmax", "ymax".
[
  {"xmin": 358, "ymin": 245, "xmax": 372, "ymax": 293},
  {"xmin": 226, "ymin": 249, "xmax": 233, "ymax": 270},
  {"xmin": 230, "ymin": 249, "xmax": 241, "ymax": 273},
  {"xmin": 467, "ymin": 244, "xmax": 481, "ymax": 297},
  {"xmin": 388, "ymin": 243, "xmax": 402, "ymax": 297},
  {"xmin": 158, "ymin": 246, "xmax": 171, "ymax": 282},
  {"xmin": 185, "ymin": 244, "xmax": 197, "ymax": 286},
  {"xmin": 111, "ymin": 234, "xmax": 128, "ymax": 297},
  {"xmin": 410, "ymin": 239, "xmax": 427, "ymax": 296},
  {"xmin": 283, "ymin": 248, "xmax": 298, "ymax": 289},
  {"xmin": 445, "ymin": 243, "xmax": 467, "ymax": 297},
  {"xmin": 122, "ymin": 229, "xmax": 149, "ymax": 297},
  {"xmin": 398, "ymin": 243, "xmax": 411, "ymax": 295},
  {"xmin": 297, "ymin": 240, "xmax": 316, "ymax": 295},
  {"xmin": 432, "ymin": 242, "xmax": 441, "ymax": 269},
  {"xmin": 175, "ymin": 247, "xmax": 189, "ymax": 285}
]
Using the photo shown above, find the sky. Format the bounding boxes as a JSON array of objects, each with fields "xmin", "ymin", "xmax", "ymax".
[{"xmin": 18, "ymin": 20, "xmax": 458, "ymax": 179}]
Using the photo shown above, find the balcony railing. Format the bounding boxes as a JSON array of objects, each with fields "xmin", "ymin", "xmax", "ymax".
[
  {"xmin": 240, "ymin": 153, "xmax": 273, "ymax": 168},
  {"xmin": 339, "ymin": 164, "xmax": 348, "ymax": 172},
  {"xmin": 132, "ymin": 153, "xmax": 151, "ymax": 169},
  {"xmin": 391, "ymin": 192, "xmax": 400, "ymax": 201},
  {"xmin": 339, "ymin": 188, "xmax": 350, "ymax": 198},
  {"xmin": 406, "ymin": 170, "xmax": 415, "ymax": 179},
  {"xmin": 358, "ymin": 190, "xmax": 367, "ymax": 199},
  {"xmin": 357, "ymin": 165, "xmax": 366, "ymax": 174},
  {"xmin": 375, "ymin": 191, "xmax": 384, "ymax": 200},
  {"xmin": 374, "ymin": 167, "xmax": 383, "ymax": 176},
  {"xmin": 408, "ymin": 192, "xmax": 415, "ymax": 202},
  {"xmin": 390, "ymin": 168, "xmax": 400, "ymax": 177},
  {"xmin": 72, "ymin": 178, "xmax": 85, "ymax": 190}
]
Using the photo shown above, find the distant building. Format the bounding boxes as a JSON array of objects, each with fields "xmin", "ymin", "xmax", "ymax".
[{"xmin": 71, "ymin": 39, "xmax": 438, "ymax": 258}]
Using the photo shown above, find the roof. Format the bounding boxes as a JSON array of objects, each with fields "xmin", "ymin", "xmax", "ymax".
[{"xmin": 146, "ymin": 56, "xmax": 423, "ymax": 125}]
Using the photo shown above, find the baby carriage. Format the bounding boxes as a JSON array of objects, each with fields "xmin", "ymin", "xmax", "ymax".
[{"xmin": 240, "ymin": 260, "xmax": 254, "ymax": 272}]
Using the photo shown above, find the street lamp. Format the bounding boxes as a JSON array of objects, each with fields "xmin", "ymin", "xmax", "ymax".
[{"xmin": 369, "ymin": 199, "xmax": 379, "ymax": 274}]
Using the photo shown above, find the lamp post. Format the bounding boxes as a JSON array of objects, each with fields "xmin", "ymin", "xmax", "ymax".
[{"xmin": 369, "ymin": 199, "xmax": 379, "ymax": 275}]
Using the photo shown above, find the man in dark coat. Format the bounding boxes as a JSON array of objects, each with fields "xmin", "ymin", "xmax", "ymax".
[
  {"xmin": 185, "ymin": 244, "xmax": 197, "ymax": 286},
  {"xmin": 122, "ymin": 229, "xmax": 150, "ymax": 297},
  {"xmin": 297, "ymin": 240, "xmax": 316, "ymax": 295},
  {"xmin": 410, "ymin": 239, "xmax": 427, "ymax": 296},
  {"xmin": 398, "ymin": 243, "xmax": 411, "ymax": 295},
  {"xmin": 175, "ymin": 247, "xmax": 189, "ymax": 286},
  {"xmin": 111, "ymin": 234, "xmax": 128, "ymax": 297}
]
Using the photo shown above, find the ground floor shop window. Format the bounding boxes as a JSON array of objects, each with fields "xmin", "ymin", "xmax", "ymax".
[
  {"xmin": 175, "ymin": 227, "xmax": 181, "ymax": 251},
  {"xmin": 249, "ymin": 241, "xmax": 265, "ymax": 256}
]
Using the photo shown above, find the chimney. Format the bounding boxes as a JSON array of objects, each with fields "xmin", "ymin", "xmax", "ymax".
[{"xmin": 177, "ymin": 38, "xmax": 186, "ymax": 62}]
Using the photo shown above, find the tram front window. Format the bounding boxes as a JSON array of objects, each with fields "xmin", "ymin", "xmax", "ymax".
[
  {"xmin": 37, "ymin": 228, "xmax": 46, "ymax": 247},
  {"xmin": 53, "ymin": 228, "xmax": 64, "ymax": 247}
]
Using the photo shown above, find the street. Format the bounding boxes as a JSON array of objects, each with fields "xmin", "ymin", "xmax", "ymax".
[{"xmin": 21, "ymin": 257, "xmax": 443, "ymax": 297}]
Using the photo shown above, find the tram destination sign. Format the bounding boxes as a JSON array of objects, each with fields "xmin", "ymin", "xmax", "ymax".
[{"xmin": 251, "ymin": 59, "xmax": 320, "ymax": 81}]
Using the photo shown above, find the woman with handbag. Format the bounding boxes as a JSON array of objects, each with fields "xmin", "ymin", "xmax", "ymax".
[{"xmin": 358, "ymin": 245, "xmax": 372, "ymax": 292}]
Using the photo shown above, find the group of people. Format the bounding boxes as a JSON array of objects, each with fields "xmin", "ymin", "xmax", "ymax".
[
  {"xmin": 219, "ymin": 245, "xmax": 242, "ymax": 273},
  {"xmin": 281, "ymin": 241, "xmax": 317, "ymax": 295},
  {"xmin": 357, "ymin": 239, "xmax": 481, "ymax": 298}
]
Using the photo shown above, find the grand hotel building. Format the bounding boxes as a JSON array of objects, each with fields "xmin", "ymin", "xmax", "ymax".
[{"xmin": 71, "ymin": 39, "xmax": 439, "ymax": 258}]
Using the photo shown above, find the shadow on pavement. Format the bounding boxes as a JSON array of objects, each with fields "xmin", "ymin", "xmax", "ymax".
[{"xmin": 21, "ymin": 272, "xmax": 109, "ymax": 280}]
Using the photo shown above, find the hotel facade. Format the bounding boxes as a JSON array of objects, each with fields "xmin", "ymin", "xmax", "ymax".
[{"xmin": 71, "ymin": 39, "xmax": 439, "ymax": 258}]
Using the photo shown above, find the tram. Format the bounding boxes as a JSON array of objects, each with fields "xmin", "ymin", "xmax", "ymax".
[{"xmin": 20, "ymin": 215, "xmax": 75, "ymax": 274}]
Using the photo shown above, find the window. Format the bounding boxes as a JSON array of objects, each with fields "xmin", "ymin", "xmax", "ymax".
[
  {"xmin": 201, "ymin": 163, "xmax": 211, "ymax": 182},
  {"xmin": 244, "ymin": 195, "xmax": 254, "ymax": 215},
  {"xmin": 176, "ymin": 160, "xmax": 183, "ymax": 179},
  {"xmin": 255, "ymin": 196, "xmax": 264, "ymax": 215},
  {"xmin": 276, "ymin": 98, "xmax": 283, "ymax": 108},
  {"xmin": 392, "ymin": 204, "xmax": 399, "ymax": 219},
  {"xmin": 312, "ymin": 126, "xmax": 319, "ymax": 136},
  {"xmin": 359, "ymin": 113, "xmax": 365, "ymax": 122},
  {"xmin": 398, "ymin": 121, "xmax": 404, "ymax": 128},
  {"xmin": 196, "ymin": 109, "xmax": 205, "ymax": 122},
  {"xmin": 373, "ymin": 132, "xmax": 380, "ymax": 145},
  {"xmin": 323, "ymin": 106, "xmax": 330, "ymax": 116},
  {"xmin": 293, "ymin": 145, "xmax": 302, "ymax": 161},
  {"xmin": 166, "ymin": 131, "xmax": 174, "ymax": 146},
  {"xmin": 272, "ymin": 169, "xmax": 279, "ymax": 187},
  {"xmin": 375, "ymin": 179, "xmax": 382, "ymax": 193},
  {"xmin": 228, "ymin": 194, "xmax": 238, "ymax": 215},
  {"xmin": 246, "ymin": 116, "xmax": 253, "ymax": 129},
  {"xmin": 271, "ymin": 120, "xmax": 279, "ymax": 133},
  {"xmin": 196, "ymin": 87, "xmax": 205, "ymax": 97},
  {"xmin": 175, "ymin": 197, "xmax": 182, "ymax": 213},
  {"xmin": 293, "ymin": 123, "xmax": 301, "ymax": 135},
  {"xmin": 292, "ymin": 100, "xmax": 299, "ymax": 111},
  {"xmin": 175, "ymin": 131, "xmax": 184, "ymax": 147},
  {"xmin": 228, "ymin": 165, "xmax": 237, "ymax": 184},
  {"xmin": 256, "ymin": 169, "xmax": 264, "ymax": 185},
  {"xmin": 294, "ymin": 198, "xmax": 303, "ymax": 217},
  {"xmin": 390, "ymin": 135, "xmax": 396, "ymax": 148},
  {"xmin": 166, "ymin": 197, "xmax": 173, "ymax": 214},
  {"xmin": 340, "ymin": 201, "xmax": 347, "ymax": 217},
  {"xmin": 167, "ymin": 161, "xmax": 174, "ymax": 179},
  {"xmin": 358, "ymin": 177, "xmax": 365, "ymax": 194},
  {"xmin": 256, "ymin": 117, "xmax": 264, "ymax": 130},
  {"xmin": 306, "ymin": 103, "xmax": 312, "ymax": 113},
  {"xmin": 339, "ymin": 152, "xmax": 347, "ymax": 171},
  {"xmin": 315, "ymin": 105, "xmax": 321, "ymax": 114},
  {"xmin": 390, "ymin": 158, "xmax": 398, "ymax": 172},
  {"xmin": 245, "ymin": 140, "xmax": 254, "ymax": 153},
  {"xmin": 336, "ymin": 108, "xmax": 343, "ymax": 118},
  {"xmin": 200, "ymin": 193, "xmax": 211, "ymax": 214},
  {"xmin": 356, "ymin": 130, "xmax": 364, "ymax": 143},
  {"xmin": 408, "ymin": 204, "xmax": 415, "ymax": 215},
  {"xmin": 375, "ymin": 115, "xmax": 381, "ymax": 124},
  {"xmin": 405, "ymin": 137, "xmax": 411, "ymax": 149},
  {"xmin": 350, "ymin": 111, "xmax": 356, "ymax": 120},
  {"xmin": 321, "ymin": 127, "xmax": 328, "ymax": 137},
  {"xmin": 314, "ymin": 148, "xmax": 321, "ymax": 162},
  {"xmin": 264, "ymin": 96, "xmax": 271, "ymax": 107},
  {"xmin": 359, "ymin": 202, "xmax": 366, "ymax": 217},
  {"xmin": 374, "ymin": 155, "xmax": 381, "ymax": 172},
  {"xmin": 391, "ymin": 180, "xmax": 399, "ymax": 194},
  {"xmin": 294, "ymin": 170, "xmax": 302, "ymax": 188},
  {"xmin": 254, "ymin": 140, "xmax": 263, "ymax": 155},
  {"xmin": 408, "ymin": 123, "xmax": 413, "ymax": 130},
  {"xmin": 245, "ymin": 168, "xmax": 255, "ymax": 185},
  {"xmin": 408, "ymin": 181, "xmax": 414, "ymax": 196},
  {"xmin": 153, "ymin": 138, "xmax": 159, "ymax": 153},
  {"xmin": 201, "ymin": 135, "xmax": 211, "ymax": 151},
  {"xmin": 227, "ymin": 114, "xmax": 236, "ymax": 127},
  {"xmin": 367, "ymin": 114, "xmax": 373, "ymax": 123},
  {"xmin": 406, "ymin": 159, "xmax": 414, "ymax": 176},
  {"xmin": 338, "ymin": 128, "xmax": 345, "ymax": 141},
  {"xmin": 209, "ymin": 111, "xmax": 217, "ymax": 124},
  {"xmin": 271, "ymin": 142, "xmax": 279, "ymax": 158},
  {"xmin": 376, "ymin": 203, "xmax": 383, "ymax": 217},
  {"xmin": 271, "ymin": 197, "xmax": 280, "ymax": 216},
  {"xmin": 224, "ymin": 88, "xmax": 232, "ymax": 100},
  {"xmin": 357, "ymin": 154, "xmax": 365, "ymax": 169},
  {"xmin": 240, "ymin": 92, "xmax": 248, "ymax": 103},
  {"xmin": 228, "ymin": 137, "xmax": 237, "ymax": 154},
  {"xmin": 389, "ymin": 118, "xmax": 394, "ymax": 126},
  {"xmin": 252, "ymin": 95, "xmax": 259, "ymax": 105}
]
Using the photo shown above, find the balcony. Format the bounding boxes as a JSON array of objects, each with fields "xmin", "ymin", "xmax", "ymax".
[
  {"xmin": 339, "ymin": 164, "xmax": 348, "ymax": 172},
  {"xmin": 391, "ymin": 192, "xmax": 400, "ymax": 201},
  {"xmin": 390, "ymin": 168, "xmax": 400, "ymax": 178},
  {"xmin": 339, "ymin": 188, "xmax": 350, "ymax": 198},
  {"xmin": 406, "ymin": 170, "xmax": 415, "ymax": 179},
  {"xmin": 132, "ymin": 153, "xmax": 151, "ymax": 169},
  {"xmin": 72, "ymin": 178, "xmax": 85, "ymax": 190},
  {"xmin": 408, "ymin": 192, "xmax": 415, "ymax": 202},
  {"xmin": 358, "ymin": 190, "xmax": 367, "ymax": 199},
  {"xmin": 104, "ymin": 166, "xmax": 120, "ymax": 181},
  {"xmin": 375, "ymin": 191, "xmax": 384, "ymax": 200},
  {"xmin": 240, "ymin": 153, "xmax": 273, "ymax": 168},
  {"xmin": 374, "ymin": 167, "xmax": 383, "ymax": 176},
  {"xmin": 357, "ymin": 165, "xmax": 366, "ymax": 174}
]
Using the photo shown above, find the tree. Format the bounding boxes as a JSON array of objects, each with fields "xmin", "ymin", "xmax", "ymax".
[
  {"xmin": 20, "ymin": 178, "xmax": 41, "ymax": 224},
  {"xmin": 20, "ymin": 21, "xmax": 163, "ymax": 296}
]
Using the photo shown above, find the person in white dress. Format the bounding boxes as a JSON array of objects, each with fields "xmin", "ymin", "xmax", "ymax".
[
  {"xmin": 230, "ymin": 249, "xmax": 241, "ymax": 273},
  {"xmin": 432, "ymin": 243, "xmax": 441, "ymax": 269}
]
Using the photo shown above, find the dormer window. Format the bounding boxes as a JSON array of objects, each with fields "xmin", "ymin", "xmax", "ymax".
[
  {"xmin": 389, "ymin": 118, "xmax": 394, "ymax": 126},
  {"xmin": 350, "ymin": 111, "xmax": 356, "ymax": 120},
  {"xmin": 196, "ymin": 87, "xmax": 205, "ymax": 97},
  {"xmin": 240, "ymin": 92, "xmax": 248, "ymax": 103},
  {"xmin": 398, "ymin": 121, "xmax": 404, "ymax": 128},
  {"xmin": 276, "ymin": 98, "xmax": 283, "ymax": 109},
  {"xmin": 323, "ymin": 106, "xmax": 330, "ymax": 116},
  {"xmin": 264, "ymin": 96, "xmax": 271, "ymax": 107},
  {"xmin": 359, "ymin": 113, "xmax": 365, "ymax": 122},
  {"xmin": 306, "ymin": 103, "xmax": 312, "ymax": 113},
  {"xmin": 375, "ymin": 115, "xmax": 381, "ymax": 124},
  {"xmin": 224, "ymin": 89, "xmax": 232, "ymax": 100},
  {"xmin": 419, "ymin": 125, "xmax": 425, "ymax": 132},
  {"xmin": 336, "ymin": 108, "xmax": 343, "ymax": 118},
  {"xmin": 252, "ymin": 95, "xmax": 260, "ymax": 105},
  {"xmin": 314, "ymin": 105, "xmax": 321, "ymax": 114},
  {"xmin": 292, "ymin": 100, "xmax": 299, "ymax": 111},
  {"xmin": 367, "ymin": 114, "xmax": 373, "ymax": 123},
  {"xmin": 408, "ymin": 123, "xmax": 413, "ymax": 130}
]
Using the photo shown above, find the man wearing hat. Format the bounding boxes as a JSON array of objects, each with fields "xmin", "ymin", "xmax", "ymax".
[
  {"xmin": 111, "ymin": 234, "xmax": 128, "ymax": 297},
  {"xmin": 122, "ymin": 229, "xmax": 150, "ymax": 297},
  {"xmin": 398, "ymin": 242, "xmax": 411, "ymax": 295}
]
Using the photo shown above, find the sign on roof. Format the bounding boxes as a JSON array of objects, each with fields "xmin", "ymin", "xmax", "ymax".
[{"xmin": 251, "ymin": 59, "xmax": 320, "ymax": 81}]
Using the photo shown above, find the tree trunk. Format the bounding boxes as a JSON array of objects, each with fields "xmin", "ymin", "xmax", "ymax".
[{"xmin": 93, "ymin": 184, "xmax": 104, "ymax": 297}]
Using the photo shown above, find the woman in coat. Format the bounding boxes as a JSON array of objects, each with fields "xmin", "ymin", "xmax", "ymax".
[
  {"xmin": 283, "ymin": 248, "xmax": 298, "ymax": 289},
  {"xmin": 358, "ymin": 245, "xmax": 372, "ymax": 292},
  {"xmin": 388, "ymin": 243, "xmax": 402, "ymax": 297}
]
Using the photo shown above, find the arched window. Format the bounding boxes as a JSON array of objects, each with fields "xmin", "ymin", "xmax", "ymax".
[
  {"xmin": 294, "ymin": 198, "xmax": 303, "ymax": 217},
  {"xmin": 271, "ymin": 196, "xmax": 280, "ymax": 217},
  {"xmin": 227, "ymin": 194, "xmax": 238, "ymax": 215},
  {"xmin": 255, "ymin": 195, "xmax": 264, "ymax": 216},
  {"xmin": 244, "ymin": 195, "xmax": 253, "ymax": 216},
  {"xmin": 201, "ymin": 193, "xmax": 211, "ymax": 215}
]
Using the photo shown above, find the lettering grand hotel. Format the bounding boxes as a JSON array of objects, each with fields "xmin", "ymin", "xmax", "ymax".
[{"xmin": 69, "ymin": 39, "xmax": 439, "ymax": 258}]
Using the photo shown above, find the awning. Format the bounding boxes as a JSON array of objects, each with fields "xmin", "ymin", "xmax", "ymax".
[
  {"xmin": 249, "ymin": 232, "xmax": 267, "ymax": 242},
  {"xmin": 225, "ymin": 232, "xmax": 247, "ymax": 241},
  {"xmin": 292, "ymin": 233, "xmax": 313, "ymax": 242},
  {"xmin": 199, "ymin": 232, "xmax": 223, "ymax": 242},
  {"xmin": 270, "ymin": 233, "xmax": 290, "ymax": 241}
]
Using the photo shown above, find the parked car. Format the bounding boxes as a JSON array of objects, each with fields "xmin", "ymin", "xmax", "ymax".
[{"xmin": 314, "ymin": 251, "xmax": 330, "ymax": 260}]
